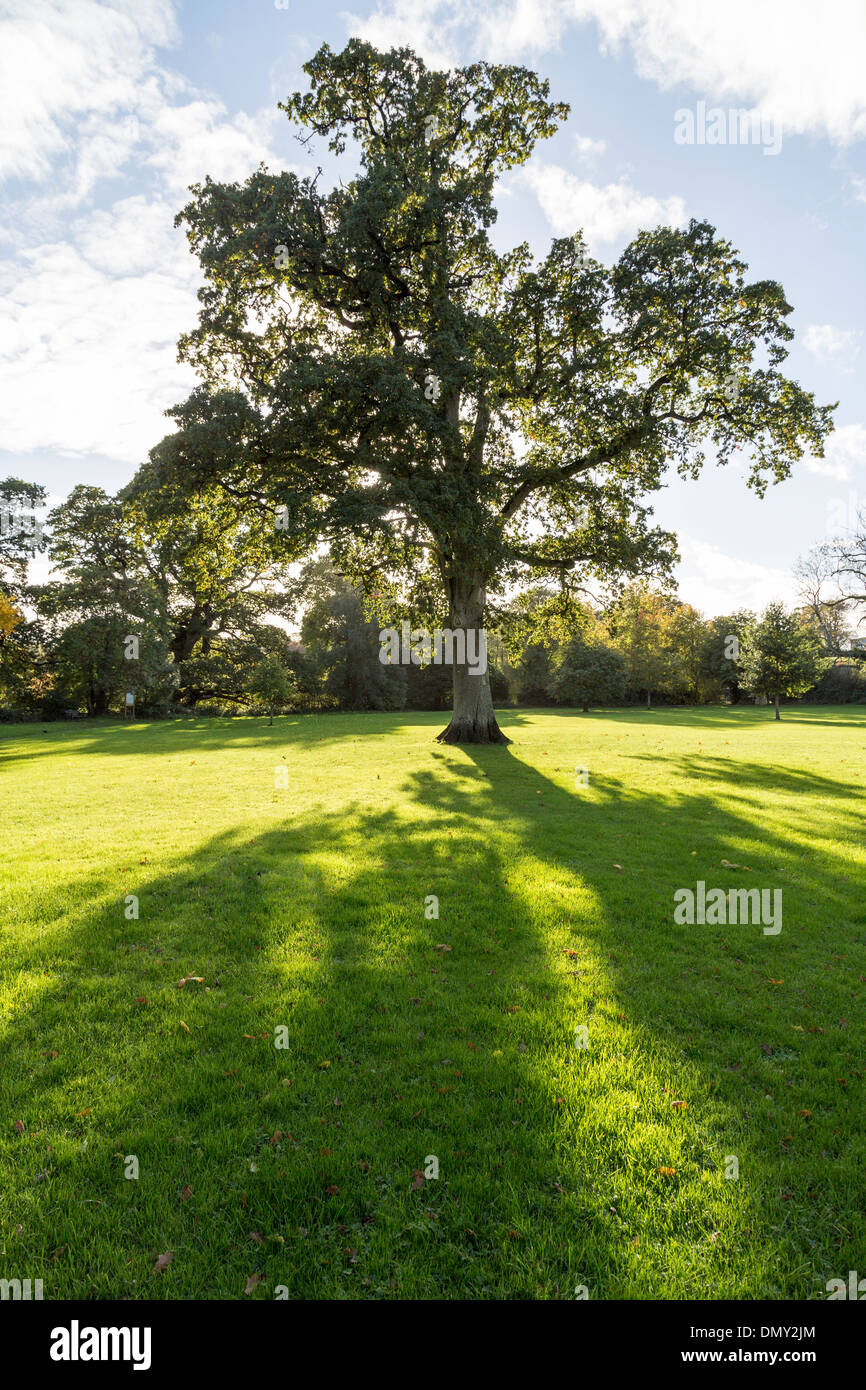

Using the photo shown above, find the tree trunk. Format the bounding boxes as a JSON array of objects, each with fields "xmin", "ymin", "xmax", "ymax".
[
  {"xmin": 774, "ymin": 692, "xmax": 780, "ymax": 721},
  {"xmin": 582, "ymin": 699, "xmax": 589, "ymax": 713},
  {"xmin": 269, "ymin": 706, "xmax": 273, "ymax": 726},
  {"xmin": 436, "ymin": 574, "xmax": 509, "ymax": 744},
  {"xmin": 646, "ymin": 689, "xmax": 651, "ymax": 708}
]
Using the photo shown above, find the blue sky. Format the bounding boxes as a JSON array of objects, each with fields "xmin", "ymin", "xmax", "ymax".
[{"xmin": 1, "ymin": 0, "xmax": 864, "ymax": 614}]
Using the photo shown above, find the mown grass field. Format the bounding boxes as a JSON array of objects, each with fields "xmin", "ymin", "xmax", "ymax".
[{"xmin": 1, "ymin": 706, "xmax": 864, "ymax": 1300}]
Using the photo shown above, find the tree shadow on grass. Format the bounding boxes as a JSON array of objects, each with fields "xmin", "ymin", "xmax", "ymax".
[{"xmin": 1, "ymin": 724, "xmax": 864, "ymax": 1299}]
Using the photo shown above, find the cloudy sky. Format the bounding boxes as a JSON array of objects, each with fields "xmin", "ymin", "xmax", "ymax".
[{"xmin": 1, "ymin": 0, "xmax": 864, "ymax": 614}]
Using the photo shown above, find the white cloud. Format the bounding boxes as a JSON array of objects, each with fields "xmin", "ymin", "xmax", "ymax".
[
  {"xmin": 574, "ymin": 132, "xmax": 606, "ymax": 161},
  {"xmin": 0, "ymin": 0, "xmax": 179, "ymax": 182},
  {"xmin": 0, "ymin": 201, "xmax": 198, "ymax": 463},
  {"xmin": 351, "ymin": 0, "xmax": 866, "ymax": 145},
  {"xmin": 142, "ymin": 98, "xmax": 280, "ymax": 197},
  {"xmin": 341, "ymin": 0, "xmax": 471, "ymax": 70},
  {"xmin": 520, "ymin": 164, "xmax": 686, "ymax": 246},
  {"xmin": 0, "ymin": 0, "xmax": 291, "ymax": 466},
  {"xmin": 805, "ymin": 423, "xmax": 866, "ymax": 482},
  {"xmin": 849, "ymin": 174, "xmax": 866, "ymax": 203},
  {"xmin": 675, "ymin": 535, "xmax": 796, "ymax": 616},
  {"xmin": 802, "ymin": 324, "xmax": 862, "ymax": 367}
]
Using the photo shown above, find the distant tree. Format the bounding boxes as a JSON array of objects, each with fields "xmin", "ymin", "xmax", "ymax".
[
  {"xmin": 176, "ymin": 625, "xmax": 299, "ymax": 710},
  {"xmin": 608, "ymin": 586, "xmax": 679, "ymax": 706},
  {"xmin": 666, "ymin": 602, "xmax": 711, "ymax": 702},
  {"xmin": 551, "ymin": 635, "xmax": 626, "ymax": 710},
  {"xmin": 0, "ymin": 592, "xmax": 21, "ymax": 638},
  {"xmin": 700, "ymin": 610, "xmax": 754, "ymax": 702},
  {"xmin": 121, "ymin": 461, "xmax": 298, "ymax": 697},
  {"xmin": 250, "ymin": 652, "xmax": 296, "ymax": 724},
  {"xmin": 739, "ymin": 602, "xmax": 823, "ymax": 719},
  {"xmin": 34, "ymin": 487, "xmax": 172, "ymax": 715},
  {"xmin": 511, "ymin": 641, "xmax": 556, "ymax": 705},
  {"xmin": 300, "ymin": 556, "xmax": 406, "ymax": 711},
  {"xmin": 0, "ymin": 477, "xmax": 46, "ymax": 591},
  {"xmin": 795, "ymin": 536, "xmax": 865, "ymax": 660}
]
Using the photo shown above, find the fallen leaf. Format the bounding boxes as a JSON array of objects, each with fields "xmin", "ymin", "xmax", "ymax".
[
  {"xmin": 152, "ymin": 1251, "xmax": 173, "ymax": 1275},
  {"xmin": 181, "ymin": 1186, "xmax": 192, "ymax": 1201},
  {"xmin": 244, "ymin": 1273, "xmax": 263, "ymax": 1294},
  {"xmin": 179, "ymin": 1020, "xmax": 191, "ymax": 1033}
]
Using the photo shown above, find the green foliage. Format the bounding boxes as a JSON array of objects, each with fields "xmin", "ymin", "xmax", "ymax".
[
  {"xmin": 700, "ymin": 611, "xmax": 754, "ymax": 702},
  {"xmin": 32, "ymin": 486, "xmax": 173, "ymax": 715},
  {"xmin": 512, "ymin": 642, "xmax": 557, "ymax": 705},
  {"xmin": 607, "ymin": 586, "xmax": 681, "ymax": 705},
  {"xmin": 300, "ymin": 556, "xmax": 406, "ymax": 711},
  {"xmin": 249, "ymin": 652, "xmax": 296, "ymax": 722},
  {"xmin": 0, "ymin": 476, "xmax": 46, "ymax": 590},
  {"xmin": 739, "ymin": 602, "xmax": 825, "ymax": 712},
  {"xmin": 551, "ymin": 635, "xmax": 626, "ymax": 707}
]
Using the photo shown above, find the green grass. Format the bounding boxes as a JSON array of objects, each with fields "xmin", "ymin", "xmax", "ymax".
[{"xmin": 1, "ymin": 705, "xmax": 864, "ymax": 1300}]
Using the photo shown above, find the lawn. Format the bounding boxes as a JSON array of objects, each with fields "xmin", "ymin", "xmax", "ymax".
[{"xmin": 1, "ymin": 706, "xmax": 864, "ymax": 1300}]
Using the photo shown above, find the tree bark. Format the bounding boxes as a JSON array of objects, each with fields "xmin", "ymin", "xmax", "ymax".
[
  {"xmin": 436, "ymin": 574, "xmax": 509, "ymax": 744},
  {"xmin": 646, "ymin": 689, "xmax": 651, "ymax": 709},
  {"xmin": 774, "ymin": 692, "xmax": 780, "ymax": 720}
]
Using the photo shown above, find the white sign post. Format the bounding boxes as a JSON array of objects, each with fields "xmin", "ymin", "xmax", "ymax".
[{"xmin": 125, "ymin": 691, "xmax": 135, "ymax": 720}]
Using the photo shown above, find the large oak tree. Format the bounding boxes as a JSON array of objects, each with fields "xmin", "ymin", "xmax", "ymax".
[{"xmin": 171, "ymin": 40, "xmax": 834, "ymax": 742}]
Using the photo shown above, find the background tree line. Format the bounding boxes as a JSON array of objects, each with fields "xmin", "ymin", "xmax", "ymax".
[{"xmin": 2, "ymin": 471, "xmax": 863, "ymax": 720}]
